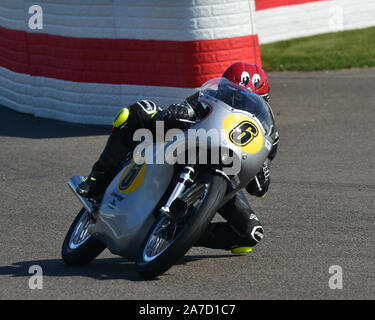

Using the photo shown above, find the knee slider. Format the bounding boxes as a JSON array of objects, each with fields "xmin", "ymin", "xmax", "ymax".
[{"xmin": 113, "ymin": 107, "xmax": 130, "ymax": 129}]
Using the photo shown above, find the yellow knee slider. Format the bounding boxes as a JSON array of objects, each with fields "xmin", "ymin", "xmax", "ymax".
[
  {"xmin": 231, "ymin": 247, "xmax": 253, "ymax": 254},
  {"xmin": 113, "ymin": 108, "xmax": 130, "ymax": 128}
]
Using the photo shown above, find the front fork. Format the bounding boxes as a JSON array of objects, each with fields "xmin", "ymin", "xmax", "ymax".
[{"xmin": 160, "ymin": 166, "xmax": 195, "ymax": 218}]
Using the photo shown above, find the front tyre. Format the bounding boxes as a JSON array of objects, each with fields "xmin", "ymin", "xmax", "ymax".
[
  {"xmin": 135, "ymin": 171, "xmax": 228, "ymax": 278},
  {"xmin": 61, "ymin": 207, "xmax": 106, "ymax": 266}
]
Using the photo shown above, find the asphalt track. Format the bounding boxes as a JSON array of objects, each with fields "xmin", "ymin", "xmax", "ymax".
[{"xmin": 0, "ymin": 69, "xmax": 374, "ymax": 300}]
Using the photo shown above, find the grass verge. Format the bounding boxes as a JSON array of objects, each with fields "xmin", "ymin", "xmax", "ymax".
[{"xmin": 260, "ymin": 26, "xmax": 375, "ymax": 71}]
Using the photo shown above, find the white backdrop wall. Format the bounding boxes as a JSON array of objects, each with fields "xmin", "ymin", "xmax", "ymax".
[{"xmin": 0, "ymin": 0, "xmax": 260, "ymax": 125}]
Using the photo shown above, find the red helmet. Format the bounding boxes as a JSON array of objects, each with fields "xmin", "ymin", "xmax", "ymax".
[{"xmin": 222, "ymin": 62, "xmax": 270, "ymax": 101}]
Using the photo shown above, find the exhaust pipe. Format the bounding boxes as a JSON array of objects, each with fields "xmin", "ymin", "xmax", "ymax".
[{"xmin": 68, "ymin": 175, "xmax": 94, "ymax": 214}]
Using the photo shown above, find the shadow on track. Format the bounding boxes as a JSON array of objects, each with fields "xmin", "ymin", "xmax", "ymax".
[
  {"xmin": 0, "ymin": 254, "xmax": 238, "ymax": 281},
  {"xmin": 0, "ymin": 106, "xmax": 111, "ymax": 139}
]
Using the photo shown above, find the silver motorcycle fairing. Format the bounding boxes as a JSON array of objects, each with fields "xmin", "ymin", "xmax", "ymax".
[
  {"xmin": 91, "ymin": 142, "xmax": 175, "ymax": 260},
  {"xmin": 86, "ymin": 93, "xmax": 273, "ymax": 261},
  {"xmin": 187, "ymin": 94, "xmax": 273, "ymax": 186}
]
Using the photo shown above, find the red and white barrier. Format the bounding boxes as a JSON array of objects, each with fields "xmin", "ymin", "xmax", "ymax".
[
  {"xmin": 0, "ymin": 0, "xmax": 261, "ymax": 124},
  {"xmin": 254, "ymin": 0, "xmax": 375, "ymax": 44}
]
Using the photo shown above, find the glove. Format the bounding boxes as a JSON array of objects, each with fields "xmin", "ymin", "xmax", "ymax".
[
  {"xmin": 152, "ymin": 108, "xmax": 173, "ymax": 121},
  {"xmin": 153, "ymin": 103, "xmax": 195, "ymax": 130},
  {"xmin": 167, "ymin": 103, "xmax": 195, "ymax": 120},
  {"xmin": 246, "ymin": 159, "xmax": 271, "ymax": 198},
  {"xmin": 152, "ymin": 108, "xmax": 179, "ymax": 129}
]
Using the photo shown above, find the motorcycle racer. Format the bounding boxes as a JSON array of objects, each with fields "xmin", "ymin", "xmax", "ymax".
[{"xmin": 76, "ymin": 62, "xmax": 279, "ymax": 253}]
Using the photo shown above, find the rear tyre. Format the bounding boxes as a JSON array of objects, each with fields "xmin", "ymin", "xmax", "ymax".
[
  {"xmin": 61, "ymin": 207, "xmax": 106, "ymax": 266},
  {"xmin": 135, "ymin": 171, "xmax": 227, "ymax": 279}
]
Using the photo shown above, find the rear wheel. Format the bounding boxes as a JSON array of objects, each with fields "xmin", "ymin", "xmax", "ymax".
[
  {"xmin": 135, "ymin": 171, "xmax": 227, "ymax": 278},
  {"xmin": 61, "ymin": 208, "xmax": 106, "ymax": 266}
]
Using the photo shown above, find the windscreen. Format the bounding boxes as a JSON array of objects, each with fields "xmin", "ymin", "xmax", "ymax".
[{"xmin": 200, "ymin": 77, "xmax": 275, "ymax": 135}]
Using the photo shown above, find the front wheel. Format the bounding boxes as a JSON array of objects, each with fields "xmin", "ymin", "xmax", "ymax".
[
  {"xmin": 135, "ymin": 171, "xmax": 228, "ymax": 278},
  {"xmin": 61, "ymin": 208, "xmax": 106, "ymax": 266}
]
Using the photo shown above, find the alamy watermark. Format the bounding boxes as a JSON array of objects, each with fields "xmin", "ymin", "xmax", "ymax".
[
  {"xmin": 28, "ymin": 5, "xmax": 43, "ymax": 30},
  {"xmin": 131, "ymin": 122, "xmax": 247, "ymax": 176},
  {"xmin": 328, "ymin": 265, "xmax": 343, "ymax": 290},
  {"xmin": 28, "ymin": 265, "xmax": 43, "ymax": 290}
]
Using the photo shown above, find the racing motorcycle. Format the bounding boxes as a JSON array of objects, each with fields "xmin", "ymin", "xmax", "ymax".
[{"xmin": 61, "ymin": 77, "xmax": 276, "ymax": 278}]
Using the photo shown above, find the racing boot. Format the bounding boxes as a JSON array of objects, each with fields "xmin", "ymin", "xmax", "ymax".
[
  {"xmin": 76, "ymin": 133, "xmax": 132, "ymax": 198},
  {"xmin": 76, "ymin": 161, "xmax": 118, "ymax": 199},
  {"xmin": 194, "ymin": 190, "xmax": 263, "ymax": 253},
  {"xmin": 194, "ymin": 222, "xmax": 257, "ymax": 254}
]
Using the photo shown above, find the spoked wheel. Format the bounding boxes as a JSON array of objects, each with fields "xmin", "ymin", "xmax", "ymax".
[
  {"xmin": 136, "ymin": 171, "xmax": 228, "ymax": 278},
  {"xmin": 142, "ymin": 182, "xmax": 208, "ymax": 262},
  {"xmin": 69, "ymin": 209, "xmax": 92, "ymax": 249},
  {"xmin": 61, "ymin": 208, "xmax": 106, "ymax": 266}
]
